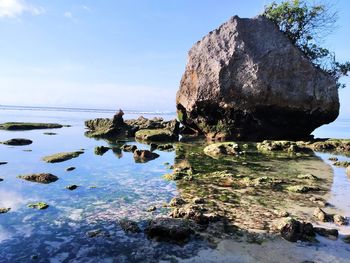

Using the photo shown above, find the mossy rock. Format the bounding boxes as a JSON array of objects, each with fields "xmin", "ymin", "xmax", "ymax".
[
  {"xmin": 203, "ymin": 142, "xmax": 241, "ymax": 158},
  {"xmin": 297, "ymin": 173, "xmax": 318, "ymax": 180},
  {"xmin": 94, "ymin": 146, "xmax": 110, "ymax": 155},
  {"xmin": 28, "ymin": 202, "xmax": 49, "ymax": 210},
  {"xmin": 135, "ymin": 129, "xmax": 177, "ymax": 142},
  {"xmin": 0, "ymin": 122, "xmax": 63, "ymax": 130},
  {"xmin": 286, "ymin": 185, "xmax": 320, "ymax": 193},
  {"xmin": 42, "ymin": 151, "xmax": 84, "ymax": 163},
  {"xmin": 18, "ymin": 173, "xmax": 58, "ymax": 184}
]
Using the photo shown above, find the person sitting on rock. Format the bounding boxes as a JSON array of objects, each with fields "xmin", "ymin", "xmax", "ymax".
[{"xmin": 113, "ymin": 109, "xmax": 125, "ymax": 126}]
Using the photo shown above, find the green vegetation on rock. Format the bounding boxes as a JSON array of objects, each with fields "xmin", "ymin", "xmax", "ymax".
[
  {"xmin": 135, "ymin": 129, "xmax": 177, "ymax": 142},
  {"xmin": 28, "ymin": 202, "xmax": 49, "ymax": 210},
  {"xmin": 42, "ymin": 151, "xmax": 84, "ymax": 163},
  {"xmin": 0, "ymin": 122, "xmax": 63, "ymax": 130}
]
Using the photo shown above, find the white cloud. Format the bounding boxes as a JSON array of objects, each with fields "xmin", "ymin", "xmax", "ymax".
[
  {"xmin": 82, "ymin": 5, "xmax": 92, "ymax": 12},
  {"xmin": 0, "ymin": 0, "xmax": 44, "ymax": 18},
  {"xmin": 63, "ymin": 11, "xmax": 72, "ymax": 19}
]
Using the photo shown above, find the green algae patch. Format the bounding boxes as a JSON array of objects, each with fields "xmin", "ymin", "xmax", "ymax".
[
  {"xmin": 135, "ymin": 129, "xmax": 177, "ymax": 142},
  {"xmin": 42, "ymin": 151, "xmax": 84, "ymax": 163},
  {"xmin": 0, "ymin": 122, "xmax": 63, "ymax": 130},
  {"xmin": 28, "ymin": 202, "xmax": 49, "ymax": 210},
  {"xmin": 286, "ymin": 185, "xmax": 320, "ymax": 193},
  {"xmin": 204, "ymin": 142, "xmax": 241, "ymax": 158}
]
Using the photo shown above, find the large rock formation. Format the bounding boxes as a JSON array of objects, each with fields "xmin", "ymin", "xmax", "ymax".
[{"xmin": 176, "ymin": 15, "xmax": 339, "ymax": 141}]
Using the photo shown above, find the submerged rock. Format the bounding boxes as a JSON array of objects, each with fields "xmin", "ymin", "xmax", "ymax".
[
  {"xmin": 0, "ymin": 208, "xmax": 10, "ymax": 214},
  {"xmin": 28, "ymin": 202, "xmax": 49, "ymax": 210},
  {"xmin": 150, "ymin": 143, "xmax": 174, "ymax": 152},
  {"xmin": 314, "ymin": 227, "xmax": 338, "ymax": 240},
  {"xmin": 65, "ymin": 185, "xmax": 79, "ymax": 190},
  {"xmin": 204, "ymin": 142, "xmax": 241, "ymax": 157},
  {"xmin": 0, "ymin": 122, "xmax": 63, "ymax": 130},
  {"xmin": 94, "ymin": 146, "xmax": 110, "ymax": 156},
  {"xmin": 176, "ymin": 15, "xmax": 338, "ymax": 141},
  {"xmin": 42, "ymin": 151, "xmax": 84, "ymax": 163},
  {"xmin": 18, "ymin": 173, "xmax": 58, "ymax": 184},
  {"xmin": 145, "ymin": 217, "xmax": 193, "ymax": 242},
  {"xmin": 133, "ymin": 150, "xmax": 159, "ymax": 163},
  {"xmin": 1, "ymin": 138, "xmax": 33, "ymax": 146},
  {"xmin": 119, "ymin": 219, "xmax": 141, "ymax": 233},
  {"xmin": 280, "ymin": 219, "xmax": 315, "ymax": 242}
]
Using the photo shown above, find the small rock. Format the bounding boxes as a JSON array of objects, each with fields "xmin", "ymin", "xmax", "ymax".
[
  {"xmin": 28, "ymin": 202, "xmax": 49, "ymax": 210},
  {"xmin": 328, "ymin": 157, "xmax": 338, "ymax": 161},
  {"xmin": 66, "ymin": 167, "xmax": 76, "ymax": 171},
  {"xmin": 145, "ymin": 218, "xmax": 193, "ymax": 243},
  {"xmin": 87, "ymin": 229, "xmax": 103, "ymax": 238},
  {"xmin": 314, "ymin": 227, "xmax": 338, "ymax": 240},
  {"xmin": 286, "ymin": 185, "xmax": 320, "ymax": 193},
  {"xmin": 94, "ymin": 146, "xmax": 110, "ymax": 155},
  {"xmin": 313, "ymin": 207, "xmax": 329, "ymax": 222},
  {"xmin": 333, "ymin": 214, "xmax": 346, "ymax": 226},
  {"xmin": 0, "ymin": 208, "xmax": 10, "ymax": 214},
  {"xmin": 65, "ymin": 185, "xmax": 79, "ymax": 190},
  {"xmin": 0, "ymin": 178, "xmax": 3, "ymax": 182},
  {"xmin": 192, "ymin": 197, "xmax": 205, "ymax": 204},
  {"xmin": 333, "ymin": 161, "xmax": 350, "ymax": 167},
  {"xmin": 150, "ymin": 143, "xmax": 174, "ymax": 152},
  {"xmin": 147, "ymin": 206, "xmax": 156, "ymax": 212},
  {"xmin": 169, "ymin": 197, "xmax": 186, "ymax": 207},
  {"xmin": 119, "ymin": 219, "xmax": 141, "ymax": 233},
  {"xmin": 135, "ymin": 129, "xmax": 178, "ymax": 142},
  {"xmin": 0, "ymin": 162, "xmax": 8, "ymax": 165},
  {"xmin": 43, "ymin": 132, "xmax": 57, "ymax": 135},
  {"xmin": 18, "ymin": 173, "xmax": 58, "ymax": 184},
  {"xmin": 42, "ymin": 151, "xmax": 84, "ymax": 163},
  {"xmin": 297, "ymin": 173, "xmax": 318, "ymax": 180},
  {"xmin": 204, "ymin": 142, "xmax": 241, "ymax": 158},
  {"xmin": 280, "ymin": 219, "xmax": 315, "ymax": 242},
  {"xmin": 1, "ymin": 138, "xmax": 32, "ymax": 146}
]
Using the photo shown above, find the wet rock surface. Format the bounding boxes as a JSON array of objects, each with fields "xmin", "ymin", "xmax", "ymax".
[
  {"xmin": 42, "ymin": 151, "xmax": 84, "ymax": 163},
  {"xmin": 66, "ymin": 185, "xmax": 79, "ymax": 190},
  {"xmin": 176, "ymin": 15, "xmax": 338, "ymax": 141},
  {"xmin": 146, "ymin": 218, "xmax": 193, "ymax": 243},
  {"xmin": 280, "ymin": 219, "xmax": 315, "ymax": 242},
  {"xmin": 18, "ymin": 173, "xmax": 59, "ymax": 184},
  {"xmin": 204, "ymin": 142, "xmax": 241, "ymax": 158},
  {"xmin": 1, "ymin": 138, "xmax": 33, "ymax": 146},
  {"xmin": 135, "ymin": 129, "xmax": 178, "ymax": 142},
  {"xmin": 119, "ymin": 219, "xmax": 141, "ymax": 233},
  {"xmin": 85, "ymin": 115, "xmax": 179, "ymax": 140},
  {"xmin": 0, "ymin": 122, "xmax": 63, "ymax": 130},
  {"xmin": 28, "ymin": 202, "xmax": 49, "ymax": 210}
]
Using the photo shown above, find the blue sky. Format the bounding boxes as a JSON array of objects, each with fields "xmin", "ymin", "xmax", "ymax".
[{"xmin": 0, "ymin": 0, "xmax": 349, "ymax": 116}]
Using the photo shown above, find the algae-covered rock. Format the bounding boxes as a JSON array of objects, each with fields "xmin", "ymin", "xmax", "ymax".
[
  {"xmin": 204, "ymin": 142, "xmax": 241, "ymax": 158},
  {"xmin": 28, "ymin": 202, "xmax": 49, "ymax": 210},
  {"xmin": 146, "ymin": 217, "xmax": 193, "ymax": 242},
  {"xmin": 297, "ymin": 173, "xmax": 318, "ymax": 180},
  {"xmin": 1, "ymin": 138, "xmax": 33, "ymax": 146},
  {"xmin": 286, "ymin": 185, "xmax": 320, "ymax": 193},
  {"xmin": 133, "ymin": 150, "xmax": 159, "ymax": 163},
  {"xmin": 257, "ymin": 140, "xmax": 308, "ymax": 153},
  {"xmin": 119, "ymin": 219, "xmax": 141, "ymax": 233},
  {"xmin": 311, "ymin": 139, "xmax": 350, "ymax": 153},
  {"xmin": 150, "ymin": 143, "xmax": 174, "ymax": 152},
  {"xmin": 94, "ymin": 146, "xmax": 110, "ymax": 156},
  {"xmin": 135, "ymin": 129, "xmax": 178, "ymax": 142},
  {"xmin": 18, "ymin": 173, "xmax": 58, "ymax": 184},
  {"xmin": 0, "ymin": 122, "xmax": 63, "ymax": 130},
  {"xmin": 0, "ymin": 208, "xmax": 10, "ymax": 214},
  {"xmin": 42, "ymin": 151, "xmax": 84, "ymax": 163},
  {"xmin": 333, "ymin": 161, "xmax": 350, "ymax": 167},
  {"xmin": 280, "ymin": 219, "xmax": 315, "ymax": 242}
]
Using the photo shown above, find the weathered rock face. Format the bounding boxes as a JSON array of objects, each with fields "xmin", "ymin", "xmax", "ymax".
[{"xmin": 176, "ymin": 15, "xmax": 339, "ymax": 141}]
